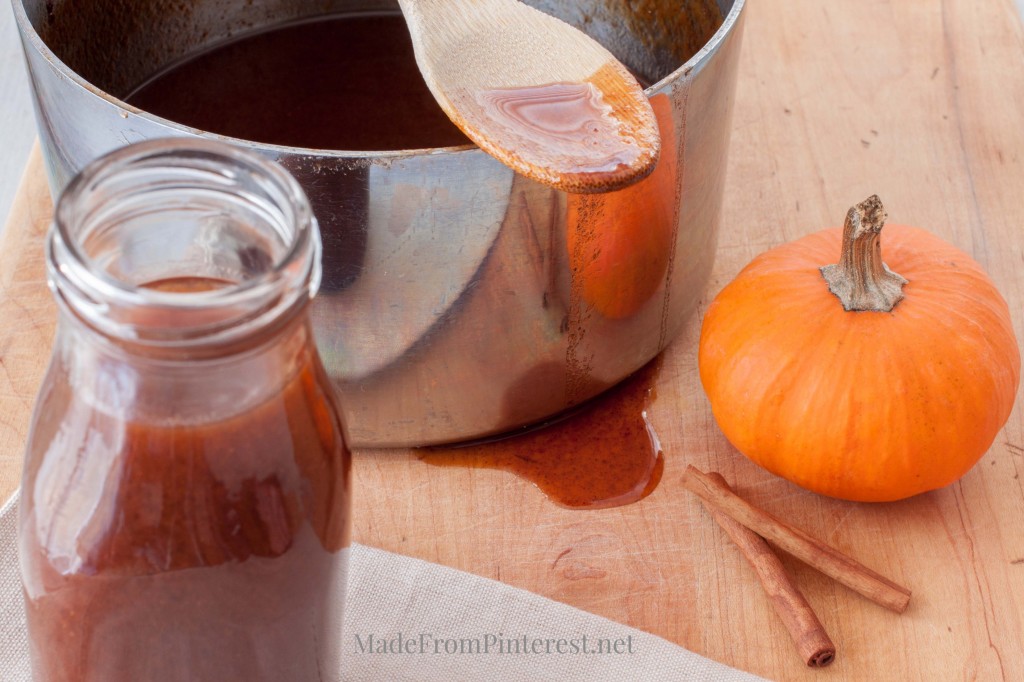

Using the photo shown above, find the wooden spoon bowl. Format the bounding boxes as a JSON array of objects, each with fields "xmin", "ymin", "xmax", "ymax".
[{"xmin": 398, "ymin": 0, "xmax": 661, "ymax": 193}]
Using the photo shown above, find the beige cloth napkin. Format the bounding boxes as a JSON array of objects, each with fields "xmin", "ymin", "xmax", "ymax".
[{"xmin": 0, "ymin": 492, "xmax": 762, "ymax": 681}]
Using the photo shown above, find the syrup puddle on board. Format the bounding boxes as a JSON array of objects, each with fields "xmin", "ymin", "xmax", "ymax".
[
  {"xmin": 419, "ymin": 358, "xmax": 664, "ymax": 509},
  {"xmin": 473, "ymin": 82, "xmax": 640, "ymax": 174}
]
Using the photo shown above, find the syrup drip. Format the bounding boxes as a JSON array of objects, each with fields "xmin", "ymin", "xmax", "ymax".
[
  {"xmin": 473, "ymin": 82, "xmax": 641, "ymax": 175},
  {"xmin": 419, "ymin": 359, "xmax": 664, "ymax": 509}
]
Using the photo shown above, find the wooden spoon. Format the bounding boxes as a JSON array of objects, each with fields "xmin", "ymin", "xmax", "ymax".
[{"xmin": 397, "ymin": 0, "xmax": 661, "ymax": 194}]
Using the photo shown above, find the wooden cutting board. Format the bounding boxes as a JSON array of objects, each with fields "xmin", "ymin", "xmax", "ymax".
[{"xmin": 3, "ymin": 0, "xmax": 1024, "ymax": 679}]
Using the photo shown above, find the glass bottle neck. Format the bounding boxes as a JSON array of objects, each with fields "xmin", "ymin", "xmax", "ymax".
[
  {"xmin": 48, "ymin": 139, "xmax": 320, "ymax": 360},
  {"xmin": 53, "ymin": 308, "xmax": 319, "ymax": 424}
]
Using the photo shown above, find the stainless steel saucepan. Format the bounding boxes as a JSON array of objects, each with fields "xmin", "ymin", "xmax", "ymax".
[{"xmin": 13, "ymin": 0, "xmax": 746, "ymax": 446}]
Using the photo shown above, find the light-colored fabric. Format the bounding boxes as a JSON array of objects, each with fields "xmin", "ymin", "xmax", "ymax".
[
  {"xmin": 0, "ymin": 494, "xmax": 31, "ymax": 682},
  {"xmin": 0, "ymin": 491, "xmax": 762, "ymax": 681}
]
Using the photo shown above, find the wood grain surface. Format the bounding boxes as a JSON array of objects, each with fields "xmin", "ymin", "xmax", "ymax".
[{"xmin": 3, "ymin": 1, "xmax": 1024, "ymax": 680}]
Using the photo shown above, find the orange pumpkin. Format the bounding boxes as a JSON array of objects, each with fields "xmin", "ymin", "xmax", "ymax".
[{"xmin": 698, "ymin": 196, "xmax": 1020, "ymax": 502}]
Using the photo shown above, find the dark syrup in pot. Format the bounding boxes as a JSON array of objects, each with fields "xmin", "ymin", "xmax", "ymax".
[{"xmin": 126, "ymin": 14, "xmax": 470, "ymax": 150}]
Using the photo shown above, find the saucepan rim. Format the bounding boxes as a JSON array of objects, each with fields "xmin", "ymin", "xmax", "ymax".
[{"xmin": 11, "ymin": 0, "xmax": 746, "ymax": 161}]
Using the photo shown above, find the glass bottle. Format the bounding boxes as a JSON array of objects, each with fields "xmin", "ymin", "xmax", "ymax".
[{"xmin": 18, "ymin": 139, "xmax": 351, "ymax": 682}]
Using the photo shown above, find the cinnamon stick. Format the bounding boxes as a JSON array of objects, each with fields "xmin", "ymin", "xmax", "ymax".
[
  {"xmin": 683, "ymin": 466, "xmax": 911, "ymax": 613},
  {"xmin": 702, "ymin": 473, "xmax": 836, "ymax": 667}
]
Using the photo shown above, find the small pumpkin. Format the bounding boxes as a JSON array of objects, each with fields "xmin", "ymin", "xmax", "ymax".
[{"xmin": 698, "ymin": 196, "xmax": 1020, "ymax": 502}]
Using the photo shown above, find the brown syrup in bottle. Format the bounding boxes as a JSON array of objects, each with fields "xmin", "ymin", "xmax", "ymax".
[{"xmin": 22, "ymin": 278, "xmax": 351, "ymax": 681}]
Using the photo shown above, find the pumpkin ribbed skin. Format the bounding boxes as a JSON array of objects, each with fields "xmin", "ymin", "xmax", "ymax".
[{"xmin": 699, "ymin": 224, "xmax": 1020, "ymax": 502}]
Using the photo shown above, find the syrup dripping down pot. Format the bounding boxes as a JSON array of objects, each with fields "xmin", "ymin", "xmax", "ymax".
[{"xmin": 13, "ymin": 0, "xmax": 746, "ymax": 446}]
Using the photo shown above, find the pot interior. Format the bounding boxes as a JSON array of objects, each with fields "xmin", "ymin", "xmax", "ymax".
[{"xmin": 29, "ymin": 0, "xmax": 727, "ymax": 146}]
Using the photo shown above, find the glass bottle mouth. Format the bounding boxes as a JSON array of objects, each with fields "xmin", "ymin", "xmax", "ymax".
[{"xmin": 48, "ymin": 139, "xmax": 321, "ymax": 352}]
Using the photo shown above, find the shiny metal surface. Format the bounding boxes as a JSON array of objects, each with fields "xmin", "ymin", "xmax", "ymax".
[{"xmin": 13, "ymin": 0, "xmax": 746, "ymax": 446}]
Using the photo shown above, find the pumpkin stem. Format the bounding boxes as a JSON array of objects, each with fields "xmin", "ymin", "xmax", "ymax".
[{"xmin": 819, "ymin": 195, "xmax": 907, "ymax": 312}]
